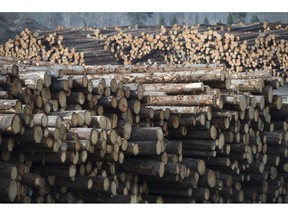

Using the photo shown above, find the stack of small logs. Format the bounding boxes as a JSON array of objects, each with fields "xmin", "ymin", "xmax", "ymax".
[
  {"xmin": 1, "ymin": 22, "xmax": 288, "ymax": 77},
  {"xmin": 1, "ymin": 58, "xmax": 288, "ymax": 203},
  {"xmin": 0, "ymin": 28, "xmax": 84, "ymax": 65},
  {"xmin": 103, "ymin": 22, "xmax": 288, "ymax": 74},
  {"xmin": 32, "ymin": 28, "xmax": 118, "ymax": 65}
]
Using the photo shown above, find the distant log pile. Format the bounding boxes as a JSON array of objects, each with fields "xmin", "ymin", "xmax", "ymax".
[
  {"xmin": 1, "ymin": 22, "xmax": 288, "ymax": 77},
  {"xmin": 102, "ymin": 22, "xmax": 288, "ymax": 74},
  {"xmin": 0, "ymin": 28, "xmax": 84, "ymax": 65},
  {"xmin": 1, "ymin": 59, "xmax": 288, "ymax": 203}
]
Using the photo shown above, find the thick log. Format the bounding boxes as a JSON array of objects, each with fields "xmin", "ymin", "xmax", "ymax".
[
  {"xmin": 0, "ymin": 178, "xmax": 17, "ymax": 202},
  {"xmin": 182, "ymin": 139, "xmax": 217, "ymax": 151},
  {"xmin": 0, "ymin": 100, "xmax": 22, "ymax": 114},
  {"xmin": 198, "ymin": 169, "xmax": 216, "ymax": 188},
  {"xmin": 68, "ymin": 128, "xmax": 98, "ymax": 145},
  {"xmin": 147, "ymin": 94, "xmax": 217, "ymax": 107},
  {"xmin": 1, "ymin": 137, "xmax": 14, "ymax": 152},
  {"xmin": 129, "ymin": 127, "xmax": 163, "ymax": 141},
  {"xmin": 111, "ymin": 69, "xmax": 226, "ymax": 84},
  {"xmin": 142, "ymin": 82, "xmax": 205, "ymax": 94},
  {"xmin": 149, "ymin": 105, "xmax": 212, "ymax": 120},
  {"xmin": 32, "ymin": 113, "xmax": 48, "ymax": 127},
  {"xmin": 118, "ymin": 159, "xmax": 165, "ymax": 177},
  {"xmin": 193, "ymin": 187, "xmax": 210, "ymax": 201},
  {"xmin": 184, "ymin": 126, "xmax": 218, "ymax": 140},
  {"xmin": 21, "ymin": 173, "xmax": 45, "ymax": 188},
  {"xmin": 84, "ymin": 195, "xmax": 138, "ymax": 203},
  {"xmin": 0, "ymin": 114, "xmax": 21, "ymax": 134},
  {"xmin": 47, "ymin": 115, "xmax": 62, "ymax": 128},
  {"xmin": 230, "ymin": 79, "xmax": 264, "ymax": 94},
  {"xmin": 164, "ymin": 140, "xmax": 182, "ymax": 155},
  {"xmin": 54, "ymin": 176, "xmax": 93, "ymax": 190},
  {"xmin": 0, "ymin": 64, "xmax": 19, "ymax": 77},
  {"xmin": 222, "ymin": 95, "xmax": 247, "ymax": 111},
  {"xmin": 181, "ymin": 158, "xmax": 206, "ymax": 176},
  {"xmin": 90, "ymin": 115, "xmax": 107, "ymax": 129},
  {"xmin": 32, "ymin": 164, "xmax": 76, "ymax": 178},
  {"xmin": 148, "ymin": 186, "xmax": 193, "ymax": 197},
  {"xmin": 0, "ymin": 162, "xmax": 18, "ymax": 180}
]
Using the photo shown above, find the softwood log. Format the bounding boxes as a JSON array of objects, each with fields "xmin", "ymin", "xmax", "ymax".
[
  {"xmin": 129, "ymin": 127, "xmax": 163, "ymax": 141},
  {"xmin": 68, "ymin": 128, "xmax": 98, "ymax": 145},
  {"xmin": 0, "ymin": 178, "xmax": 17, "ymax": 202},
  {"xmin": 118, "ymin": 159, "xmax": 165, "ymax": 177},
  {"xmin": 0, "ymin": 162, "xmax": 18, "ymax": 180},
  {"xmin": 147, "ymin": 94, "xmax": 217, "ymax": 107},
  {"xmin": 0, "ymin": 114, "xmax": 21, "ymax": 134},
  {"xmin": 0, "ymin": 100, "xmax": 22, "ymax": 114}
]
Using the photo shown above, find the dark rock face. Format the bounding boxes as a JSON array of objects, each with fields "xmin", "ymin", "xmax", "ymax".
[{"xmin": 0, "ymin": 13, "xmax": 48, "ymax": 44}]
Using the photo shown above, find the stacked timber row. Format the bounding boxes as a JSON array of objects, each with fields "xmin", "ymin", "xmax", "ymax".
[
  {"xmin": 0, "ymin": 28, "xmax": 84, "ymax": 65},
  {"xmin": 1, "ymin": 22, "xmax": 288, "ymax": 74},
  {"xmin": 70, "ymin": 62, "xmax": 288, "ymax": 203},
  {"xmin": 103, "ymin": 22, "xmax": 288, "ymax": 74},
  {"xmin": 32, "ymin": 28, "xmax": 118, "ymax": 65},
  {"xmin": 0, "ymin": 58, "xmax": 188, "ymax": 203},
  {"xmin": 1, "ymin": 59, "xmax": 288, "ymax": 203}
]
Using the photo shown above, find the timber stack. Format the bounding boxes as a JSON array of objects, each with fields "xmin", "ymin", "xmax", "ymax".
[
  {"xmin": 103, "ymin": 22, "xmax": 288, "ymax": 74},
  {"xmin": 1, "ymin": 58, "xmax": 288, "ymax": 203},
  {"xmin": 1, "ymin": 22, "xmax": 288, "ymax": 77},
  {"xmin": 0, "ymin": 28, "xmax": 84, "ymax": 65}
]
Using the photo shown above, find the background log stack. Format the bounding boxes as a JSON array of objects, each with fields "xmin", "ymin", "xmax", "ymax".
[
  {"xmin": 1, "ymin": 22, "xmax": 287, "ymax": 78},
  {"xmin": 103, "ymin": 22, "xmax": 288, "ymax": 74},
  {"xmin": 31, "ymin": 22, "xmax": 288, "ymax": 73},
  {"xmin": 1, "ymin": 58, "xmax": 288, "ymax": 203},
  {"xmin": 0, "ymin": 28, "xmax": 84, "ymax": 65}
]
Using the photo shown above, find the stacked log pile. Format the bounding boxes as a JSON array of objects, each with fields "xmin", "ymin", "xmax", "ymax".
[
  {"xmin": 1, "ymin": 22, "xmax": 288, "ymax": 77},
  {"xmin": 103, "ymin": 22, "xmax": 288, "ymax": 74},
  {"xmin": 0, "ymin": 59, "xmax": 185, "ymax": 203},
  {"xmin": 1, "ymin": 59, "xmax": 288, "ymax": 203},
  {"xmin": 84, "ymin": 63, "xmax": 288, "ymax": 203},
  {"xmin": 0, "ymin": 28, "xmax": 84, "ymax": 65},
  {"xmin": 32, "ymin": 28, "xmax": 118, "ymax": 65}
]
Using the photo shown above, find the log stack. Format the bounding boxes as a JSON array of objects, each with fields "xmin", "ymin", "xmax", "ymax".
[
  {"xmin": 103, "ymin": 22, "xmax": 288, "ymax": 74},
  {"xmin": 1, "ymin": 59, "xmax": 288, "ymax": 203},
  {"xmin": 0, "ymin": 28, "xmax": 84, "ymax": 66},
  {"xmin": 1, "ymin": 22, "xmax": 288, "ymax": 77},
  {"xmin": 82, "ymin": 62, "xmax": 288, "ymax": 203}
]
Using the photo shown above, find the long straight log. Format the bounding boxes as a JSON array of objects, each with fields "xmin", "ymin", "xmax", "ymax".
[
  {"xmin": 147, "ymin": 94, "xmax": 216, "ymax": 107},
  {"xmin": 117, "ymin": 159, "xmax": 165, "ymax": 177}
]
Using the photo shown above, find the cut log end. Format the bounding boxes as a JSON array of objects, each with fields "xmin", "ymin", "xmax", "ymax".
[
  {"xmin": 103, "ymin": 177, "xmax": 110, "ymax": 191},
  {"xmin": 87, "ymin": 179, "xmax": 93, "ymax": 190},
  {"xmin": 207, "ymin": 170, "xmax": 216, "ymax": 188},
  {"xmin": 11, "ymin": 166, "xmax": 18, "ymax": 180},
  {"xmin": 204, "ymin": 188, "xmax": 210, "ymax": 200},
  {"xmin": 159, "ymin": 162, "xmax": 165, "ymax": 178},
  {"xmin": 210, "ymin": 125, "xmax": 217, "ymax": 140},
  {"xmin": 8, "ymin": 180, "xmax": 17, "ymax": 202},
  {"xmin": 69, "ymin": 165, "xmax": 76, "ymax": 178},
  {"xmin": 12, "ymin": 115, "xmax": 21, "ymax": 134},
  {"xmin": 198, "ymin": 160, "xmax": 206, "ymax": 176}
]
